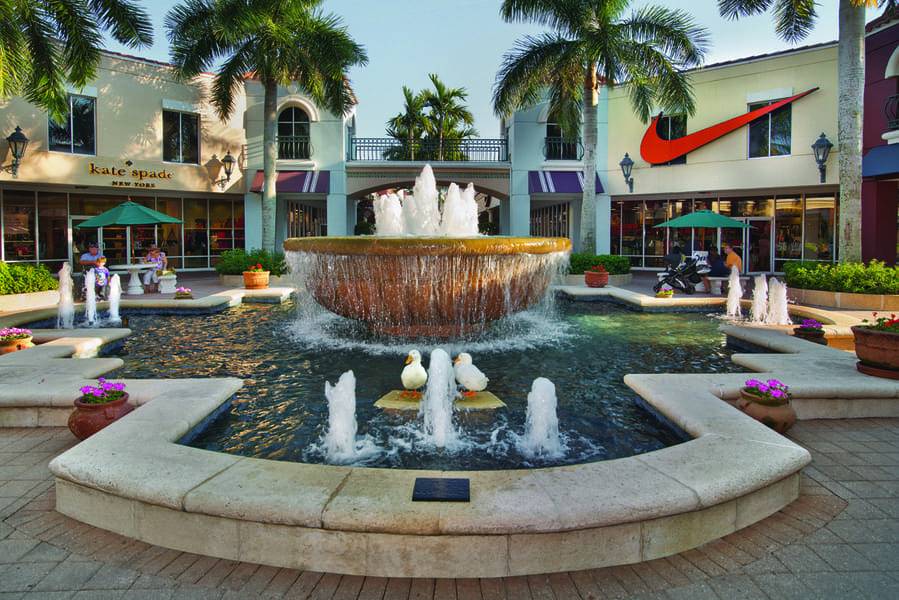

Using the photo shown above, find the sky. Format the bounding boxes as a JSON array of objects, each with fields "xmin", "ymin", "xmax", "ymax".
[{"xmin": 104, "ymin": 0, "xmax": 887, "ymax": 138}]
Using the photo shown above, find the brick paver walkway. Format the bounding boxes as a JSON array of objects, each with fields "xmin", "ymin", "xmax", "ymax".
[{"xmin": 2, "ymin": 419, "xmax": 897, "ymax": 599}]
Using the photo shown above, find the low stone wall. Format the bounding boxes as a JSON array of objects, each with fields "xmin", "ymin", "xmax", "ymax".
[
  {"xmin": 788, "ymin": 288, "xmax": 899, "ymax": 311},
  {"xmin": 0, "ymin": 290, "xmax": 59, "ymax": 312}
]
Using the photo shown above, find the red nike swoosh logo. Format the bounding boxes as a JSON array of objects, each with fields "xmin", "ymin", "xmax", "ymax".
[{"xmin": 640, "ymin": 87, "xmax": 818, "ymax": 164}]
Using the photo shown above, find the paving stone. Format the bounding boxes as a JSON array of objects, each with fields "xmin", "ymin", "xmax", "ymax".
[
  {"xmin": 745, "ymin": 572, "xmax": 814, "ymax": 600},
  {"xmin": 771, "ymin": 544, "xmax": 833, "ymax": 572},
  {"xmin": 658, "ymin": 580, "xmax": 720, "ymax": 600},
  {"xmin": 703, "ymin": 573, "xmax": 768, "ymax": 600},
  {"xmin": 32, "ymin": 559, "xmax": 103, "ymax": 592}
]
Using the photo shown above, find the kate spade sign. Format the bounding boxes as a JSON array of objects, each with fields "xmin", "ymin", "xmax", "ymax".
[{"xmin": 88, "ymin": 162, "xmax": 174, "ymax": 188}]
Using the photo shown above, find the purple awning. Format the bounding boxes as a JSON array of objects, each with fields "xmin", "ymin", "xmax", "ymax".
[
  {"xmin": 250, "ymin": 170, "xmax": 330, "ymax": 194},
  {"xmin": 528, "ymin": 170, "xmax": 603, "ymax": 194}
]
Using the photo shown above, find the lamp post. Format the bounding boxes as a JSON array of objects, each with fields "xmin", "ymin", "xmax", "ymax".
[
  {"xmin": 217, "ymin": 150, "xmax": 235, "ymax": 189},
  {"xmin": 811, "ymin": 133, "xmax": 833, "ymax": 183},
  {"xmin": 619, "ymin": 153, "xmax": 634, "ymax": 193},
  {"xmin": 5, "ymin": 126, "xmax": 29, "ymax": 179}
]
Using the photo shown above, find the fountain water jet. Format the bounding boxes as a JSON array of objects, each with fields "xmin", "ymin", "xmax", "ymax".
[
  {"xmin": 107, "ymin": 275, "xmax": 122, "ymax": 325},
  {"xmin": 420, "ymin": 349, "xmax": 458, "ymax": 448},
  {"xmin": 519, "ymin": 377, "xmax": 563, "ymax": 458},
  {"xmin": 83, "ymin": 270, "xmax": 98, "ymax": 326},
  {"xmin": 285, "ymin": 165, "xmax": 571, "ymax": 337},
  {"xmin": 750, "ymin": 274, "xmax": 768, "ymax": 323},
  {"xmin": 323, "ymin": 370, "xmax": 359, "ymax": 461},
  {"xmin": 765, "ymin": 278, "xmax": 790, "ymax": 325},
  {"xmin": 726, "ymin": 267, "xmax": 742, "ymax": 318},
  {"xmin": 57, "ymin": 264, "xmax": 75, "ymax": 329}
]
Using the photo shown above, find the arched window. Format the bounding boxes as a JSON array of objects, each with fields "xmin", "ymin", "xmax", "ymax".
[{"xmin": 277, "ymin": 107, "xmax": 310, "ymax": 159}]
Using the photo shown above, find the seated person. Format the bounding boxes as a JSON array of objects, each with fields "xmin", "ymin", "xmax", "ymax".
[
  {"xmin": 78, "ymin": 243, "xmax": 104, "ymax": 299},
  {"xmin": 140, "ymin": 246, "xmax": 167, "ymax": 292},
  {"xmin": 702, "ymin": 250, "xmax": 729, "ymax": 293},
  {"xmin": 92, "ymin": 256, "xmax": 111, "ymax": 301},
  {"xmin": 663, "ymin": 246, "xmax": 684, "ymax": 272},
  {"xmin": 723, "ymin": 244, "xmax": 743, "ymax": 273}
]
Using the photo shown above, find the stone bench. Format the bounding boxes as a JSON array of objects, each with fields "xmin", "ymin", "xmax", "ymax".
[{"xmin": 158, "ymin": 273, "xmax": 177, "ymax": 294}]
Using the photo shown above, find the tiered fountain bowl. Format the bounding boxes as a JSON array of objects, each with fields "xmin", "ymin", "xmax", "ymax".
[{"xmin": 284, "ymin": 236, "xmax": 572, "ymax": 337}]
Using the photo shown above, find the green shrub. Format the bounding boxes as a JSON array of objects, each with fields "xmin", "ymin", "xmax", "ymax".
[
  {"xmin": 354, "ymin": 221, "xmax": 376, "ymax": 235},
  {"xmin": 567, "ymin": 253, "xmax": 631, "ymax": 275},
  {"xmin": 478, "ymin": 221, "xmax": 499, "ymax": 236},
  {"xmin": 214, "ymin": 248, "xmax": 288, "ymax": 277},
  {"xmin": 0, "ymin": 262, "xmax": 59, "ymax": 295},
  {"xmin": 783, "ymin": 260, "xmax": 899, "ymax": 294}
]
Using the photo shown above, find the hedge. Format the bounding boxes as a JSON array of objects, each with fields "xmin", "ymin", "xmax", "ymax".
[
  {"xmin": 214, "ymin": 248, "xmax": 288, "ymax": 277},
  {"xmin": 567, "ymin": 253, "xmax": 631, "ymax": 275},
  {"xmin": 782, "ymin": 260, "xmax": 899, "ymax": 295},
  {"xmin": 0, "ymin": 262, "xmax": 59, "ymax": 295}
]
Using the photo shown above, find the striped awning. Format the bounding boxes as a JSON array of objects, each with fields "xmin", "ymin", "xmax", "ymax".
[
  {"xmin": 528, "ymin": 170, "xmax": 603, "ymax": 194},
  {"xmin": 250, "ymin": 170, "xmax": 330, "ymax": 194}
]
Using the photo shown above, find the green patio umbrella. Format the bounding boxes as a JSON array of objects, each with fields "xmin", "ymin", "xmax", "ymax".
[
  {"xmin": 654, "ymin": 209, "xmax": 755, "ymax": 256},
  {"xmin": 76, "ymin": 200, "xmax": 182, "ymax": 263},
  {"xmin": 653, "ymin": 209, "xmax": 755, "ymax": 229}
]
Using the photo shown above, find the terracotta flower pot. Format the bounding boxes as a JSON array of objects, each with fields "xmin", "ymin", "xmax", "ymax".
[
  {"xmin": 67, "ymin": 393, "xmax": 134, "ymax": 440},
  {"xmin": 0, "ymin": 336, "xmax": 34, "ymax": 355},
  {"xmin": 584, "ymin": 270, "xmax": 609, "ymax": 288},
  {"xmin": 792, "ymin": 327, "xmax": 827, "ymax": 346},
  {"xmin": 243, "ymin": 271, "xmax": 270, "ymax": 289},
  {"xmin": 851, "ymin": 325, "xmax": 899, "ymax": 372},
  {"xmin": 737, "ymin": 388, "xmax": 796, "ymax": 434}
]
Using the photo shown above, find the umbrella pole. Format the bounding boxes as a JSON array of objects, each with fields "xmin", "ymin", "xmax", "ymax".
[{"xmin": 126, "ymin": 227, "xmax": 132, "ymax": 264}]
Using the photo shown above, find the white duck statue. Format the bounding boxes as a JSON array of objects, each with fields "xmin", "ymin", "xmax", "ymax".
[
  {"xmin": 453, "ymin": 352, "xmax": 489, "ymax": 397},
  {"xmin": 400, "ymin": 349, "xmax": 427, "ymax": 398}
]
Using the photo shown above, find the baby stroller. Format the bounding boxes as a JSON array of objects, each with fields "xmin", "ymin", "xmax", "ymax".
[{"xmin": 653, "ymin": 255, "xmax": 710, "ymax": 295}]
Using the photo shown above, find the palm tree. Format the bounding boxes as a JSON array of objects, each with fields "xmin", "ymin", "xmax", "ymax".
[
  {"xmin": 387, "ymin": 86, "xmax": 428, "ymax": 160},
  {"xmin": 423, "ymin": 74, "xmax": 477, "ymax": 161},
  {"xmin": 494, "ymin": 0, "xmax": 709, "ymax": 254},
  {"xmin": 166, "ymin": 0, "xmax": 367, "ymax": 254},
  {"xmin": 0, "ymin": 0, "xmax": 152, "ymax": 120},
  {"xmin": 717, "ymin": 0, "xmax": 898, "ymax": 263}
]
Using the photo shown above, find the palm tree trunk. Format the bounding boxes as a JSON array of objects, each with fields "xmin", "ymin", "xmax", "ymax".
[
  {"xmin": 580, "ymin": 65, "xmax": 598, "ymax": 254},
  {"xmin": 837, "ymin": 0, "xmax": 865, "ymax": 263},
  {"xmin": 262, "ymin": 77, "xmax": 278, "ymax": 255}
]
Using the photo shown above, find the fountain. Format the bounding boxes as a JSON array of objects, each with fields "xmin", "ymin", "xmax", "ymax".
[
  {"xmin": 420, "ymin": 348, "xmax": 459, "ymax": 448},
  {"xmin": 726, "ymin": 267, "xmax": 743, "ymax": 318},
  {"xmin": 56, "ymin": 264, "xmax": 75, "ymax": 329},
  {"xmin": 284, "ymin": 165, "xmax": 571, "ymax": 337},
  {"xmin": 323, "ymin": 370, "xmax": 359, "ymax": 461}
]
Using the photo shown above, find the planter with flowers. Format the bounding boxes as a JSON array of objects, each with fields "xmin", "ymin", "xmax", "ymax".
[
  {"xmin": 68, "ymin": 378, "xmax": 134, "ymax": 440},
  {"xmin": 0, "ymin": 327, "xmax": 34, "ymax": 355},
  {"xmin": 243, "ymin": 263, "xmax": 270, "ymax": 289},
  {"xmin": 655, "ymin": 284, "xmax": 674, "ymax": 298},
  {"xmin": 738, "ymin": 379, "xmax": 796, "ymax": 433},
  {"xmin": 852, "ymin": 313, "xmax": 899, "ymax": 377},
  {"xmin": 173, "ymin": 286, "xmax": 193, "ymax": 300},
  {"xmin": 793, "ymin": 319, "xmax": 827, "ymax": 345},
  {"xmin": 584, "ymin": 265, "xmax": 609, "ymax": 288}
]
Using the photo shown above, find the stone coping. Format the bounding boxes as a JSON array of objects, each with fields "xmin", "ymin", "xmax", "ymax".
[
  {"xmin": 788, "ymin": 287, "xmax": 899, "ymax": 311},
  {"xmin": 41, "ymin": 325, "xmax": 868, "ymax": 578}
]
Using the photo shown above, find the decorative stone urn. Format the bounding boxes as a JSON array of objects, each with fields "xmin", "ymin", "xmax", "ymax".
[
  {"xmin": 737, "ymin": 389, "xmax": 796, "ymax": 434},
  {"xmin": 243, "ymin": 270, "xmax": 270, "ymax": 289},
  {"xmin": 67, "ymin": 394, "xmax": 134, "ymax": 440},
  {"xmin": 851, "ymin": 325, "xmax": 899, "ymax": 376},
  {"xmin": 584, "ymin": 270, "xmax": 609, "ymax": 288}
]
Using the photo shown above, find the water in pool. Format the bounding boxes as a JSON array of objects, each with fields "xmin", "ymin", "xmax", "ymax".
[{"xmin": 109, "ymin": 299, "xmax": 746, "ymax": 470}]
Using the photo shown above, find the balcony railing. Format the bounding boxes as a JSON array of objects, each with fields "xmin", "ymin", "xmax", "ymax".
[
  {"xmin": 277, "ymin": 135, "xmax": 311, "ymax": 160},
  {"xmin": 348, "ymin": 137, "xmax": 508, "ymax": 162},
  {"xmin": 543, "ymin": 137, "xmax": 583, "ymax": 161},
  {"xmin": 885, "ymin": 94, "xmax": 899, "ymax": 131}
]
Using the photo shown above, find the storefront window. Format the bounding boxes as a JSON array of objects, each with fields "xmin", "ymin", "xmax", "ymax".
[
  {"xmin": 644, "ymin": 200, "xmax": 668, "ymax": 268},
  {"xmin": 804, "ymin": 196, "xmax": 835, "ymax": 262},
  {"xmin": 620, "ymin": 201, "xmax": 642, "ymax": 267},
  {"xmin": 156, "ymin": 198, "xmax": 183, "ymax": 269},
  {"xmin": 209, "ymin": 201, "xmax": 235, "ymax": 264},
  {"xmin": 183, "ymin": 199, "xmax": 209, "ymax": 269},
  {"xmin": 2, "ymin": 191, "xmax": 36, "ymax": 263},
  {"xmin": 37, "ymin": 192, "xmax": 68, "ymax": 269},
  {"xmin": 720, "ymin": 197, "xmax": 773, "ymax": 217},
  {"xmin": 773, "ymin": 197, "xmax": 802, "ymax": 271},
  {"xmin": 610, "ymin": 201, "xmax": 622, "ymax": 256}
]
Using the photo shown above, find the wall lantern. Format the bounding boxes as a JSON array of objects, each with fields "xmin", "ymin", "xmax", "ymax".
[
  {"xmin": 619, "ymin": 153, "xmax": 634, "ymax": 193},
  {"xmin": 811, "ymin": 133, "xmax": 833, "ymax": 183},
  {"xmin": 215, "ymin": 150, "xmax": 236, "ymax": 189},
  {"xmin": 5, "ymin": 126, "xmax": 29, "ymax": 178}
]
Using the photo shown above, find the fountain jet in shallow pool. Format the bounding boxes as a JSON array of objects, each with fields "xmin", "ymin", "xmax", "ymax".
[{"xmin": 284, "ymin": 165, "xmax": 571, "ymax": 338}]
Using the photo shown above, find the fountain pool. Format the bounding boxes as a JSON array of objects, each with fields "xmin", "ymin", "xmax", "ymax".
[{"xmin": 108, "ymin": 300, "xmax": 746, "ymax": 470}]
